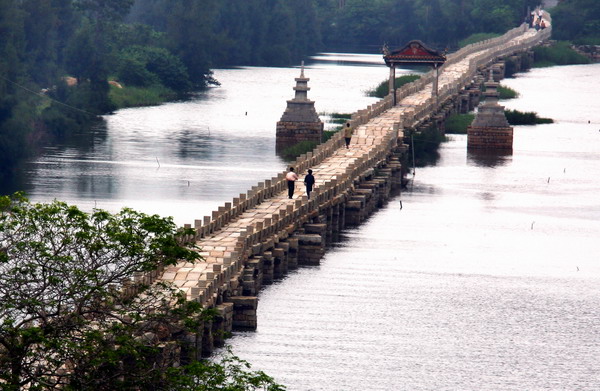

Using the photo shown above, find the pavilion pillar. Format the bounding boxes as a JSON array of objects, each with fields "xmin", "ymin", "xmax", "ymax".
[
  {"xmin": 383, "ymin": 40, "xmax": 446, "ymax": 107},
  {"xmin": 432, "ymin": 63, "xmax": 439, "ymax": 99},
  {"xmin": 389, "ymin": 65, "xmax": 396, "ymax": 105}
]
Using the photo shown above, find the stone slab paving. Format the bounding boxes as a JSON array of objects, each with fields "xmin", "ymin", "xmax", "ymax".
[{"xmin": 159, "ymin": 26, "xmax": 545, "ymax": 300}]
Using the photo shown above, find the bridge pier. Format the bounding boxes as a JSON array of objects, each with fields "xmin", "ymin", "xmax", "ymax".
[
  {"xmin": 230, "ymin": 296, "xmax": 258, "ymax": 331},
  {"xmin": 150, "ymin": 21, "xmax": 551, "ymax": 365},
  {"xmin": 297, "ymin": 231, "xmax": 325, "ymax": 266}
]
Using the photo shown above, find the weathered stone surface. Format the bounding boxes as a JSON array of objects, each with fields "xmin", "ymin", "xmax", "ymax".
[
  {"xmin": 303, "ymin": 224, "xmax": 327, "ymax": 235},
  {"xmin": 467, "ymin": 126, "xmax": 513, "ymax": 149},
  {"xmin": 468, "ymin": 72, "xmax": 513, "ymax": 150},
  {"xmin": 297, "ymin": 234, "xmax": 324, "ymax": 246},
  {"xmin": 155, "ymin": 23, "xmax": 549, "ymax": 359},
  {"xmin": 276, "ymin": 65, "xmax": 323, "ymax": 148}
]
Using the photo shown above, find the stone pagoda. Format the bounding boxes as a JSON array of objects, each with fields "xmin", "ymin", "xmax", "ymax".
[
  {"xmin": 467, "ymin": 72, "xmax": 513, "ymax": 150},
  {"xmin": 276, "ymin": 62, "xmax": 323, "ymax": 151}
]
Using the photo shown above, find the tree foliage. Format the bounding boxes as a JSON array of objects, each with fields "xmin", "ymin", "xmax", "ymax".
[
  {"xmin": 0, "ymin": 194, "xmax": 198, "ymax": 389},
  {"xmin": 167, "ymin": 347, "xmax": 286, "ymax": 391},
  {"xmin": 551, "ymin": 0, "xmax": 600, "ymax": 44},
  {"xmin": 2, "ymin": 0, "xmax": 598, "ymax": 179},
  {"xmin": 323, "ymin": 0, "xmax": 537, "ymax": 50},
  {"xmin": 0, "ymin": 194, "xmax": 285, "ymax": 390}
]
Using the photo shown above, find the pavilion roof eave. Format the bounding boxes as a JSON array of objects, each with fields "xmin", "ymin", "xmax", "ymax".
[
  {"xmin": 384, "ymin": 58, "xmax": 446, "ymax": 66},
  {"xmin": 383, "ymin": 39, "xmax": 446, "ymax": 67}
]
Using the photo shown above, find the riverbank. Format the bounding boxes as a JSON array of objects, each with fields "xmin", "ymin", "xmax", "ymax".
[
  {"xmin": 533, "ymin": 41, "xmax": 591, "ymax": 67},
  {"xmin": 108, "ymin": 83, "xmax": 180, "ymax": 108}
]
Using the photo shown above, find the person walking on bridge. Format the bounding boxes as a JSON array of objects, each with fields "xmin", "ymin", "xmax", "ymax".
[
  {"xmin": 286, "ymin": 167, "xmax": 299, "ymax": 199},
  {"xmin": 344, "ymin": 121, "xmax": 353, "ymax": 149},
  {"xmin": 304, "ymin": 169, "xmax": 315, "ymax": 200}
]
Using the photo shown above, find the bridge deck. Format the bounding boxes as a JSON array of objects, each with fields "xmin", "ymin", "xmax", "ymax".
[{"xmin": 158, "ymin": 25, "xmax": 548, "ymax": 302}]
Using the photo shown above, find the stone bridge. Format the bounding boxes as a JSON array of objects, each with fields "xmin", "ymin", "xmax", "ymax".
[{"xmin": 130, "ymin": 20, "xmax": 551, "ymax": 359}]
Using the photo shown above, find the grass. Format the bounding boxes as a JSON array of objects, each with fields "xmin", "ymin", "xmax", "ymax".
[
  {"xmin": 498, "ymin": 85, "xmax": 518, "ymax": 99},
  {"xmin": 533, "ymin": 60, "xmax": 557, "ymax": 68},
  {"xmin": 330, "ymin": 113, "xmax": 352, "ymax": 119},
  {"xmin": 533, "ymin": 41, "xmax": 591, "ymax": 67},
  {"xmin": 320, "ymin": 112, "xmax": 351, "ymax": 124},
  {"xmin": 458, "ymin": 33, "xmax": 501, "ymax": 48},
  {"xmin": 367, "ymin": 75, "xmax": 421, "ymax": 98},
  {"xmin": 572, "ymin": 37, "xmax": 600, "ymax": 45},
  {"xmin": 279, "ymin": 140, "xmax": 318, "ymax": 161},
  {"xmin": 505, "ymin": 109, "xmax": 553, "ymax": 125},
  {"xmin": 444, "ymin": 109, "xmax": 552, "ymax": 133},
  {"xmin": 330, "ymin": 118, "xmax": 348, "ymax": 124},
  {"xmin": 109, "ymin": 85, "xmax": 177, "ymax": 108},
  {"xmin": 445, "ymin": 113, "xmax": 475, "ymax": 134},
  {"xmin": 322, "ymin": 130, "xmax": 337, "ymax": 142},
  {"xmin": 481, "ymin": 85, "xmax": 518, "ymax": 99}
]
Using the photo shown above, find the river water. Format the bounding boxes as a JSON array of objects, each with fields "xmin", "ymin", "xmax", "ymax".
[
  {"xmin": 3, "ymin": 57, "xmax": 600, "ymax": 390},
  {"xmin": 224, "ymin": 63, "xmax": 600, "ymax": 390},
  {"xmin": 1, "ymin": 53, "xmax": 390, "ymax": 225}
]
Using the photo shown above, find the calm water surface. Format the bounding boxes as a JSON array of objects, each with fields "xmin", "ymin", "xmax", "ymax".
[
  {"xmin": 4, "ymin": 57, "xmax": 600, "ymax": 390},
  {"xmin": 225, "ymin": 64, "xmax": 600, "ymax": 390},
  {"xmin": 3, "ymin": 53, "xmax": 392, "ymax": 225}
]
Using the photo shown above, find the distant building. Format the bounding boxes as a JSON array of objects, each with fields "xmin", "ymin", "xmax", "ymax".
[
  {"xmin": 467, "ymin": 72, "xmax": 513, "ymax": 150},
  {"xmin": 276, "ymin": 63, "xmax": 323, "ymax": 151}
]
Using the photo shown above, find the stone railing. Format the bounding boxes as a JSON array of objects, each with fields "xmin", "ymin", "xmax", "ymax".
[
  {"xmin": 194, "ymin": 19, "xmax": 552, "ymax": 246},
  {"xmin": 129, "ymin": 22, "xmax": 551, "ymax": 297},
  {"xmin": 184, "ymin": 23, "xmax": 552, "ymax": 249},
  {"xmin": 178, "ymin": 125, "xmax": 401, "ymax": 306},
  {"xmin": 387, "ymin": 23, "xmax": 552, "ymax": 130}
]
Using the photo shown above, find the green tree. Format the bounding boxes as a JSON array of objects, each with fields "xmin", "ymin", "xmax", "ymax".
[
  {"xmin": 68, "ymin": 0, "xmax": 136, "ymax": 112},
  {"xmin": 0, "ymin": 194, "xmax": 286, "ymax": 390},
  {"xmin": 380, "ymin": 0, "xmax": 418, "ymax": 47},
  {"xmin": 328, "ymin": 0, "xmax": 388, "ymax": 49},
  {"xmin": 0, "ymin": 194, "xmax": 200, "ymax": 389},
  {"xmin": 0, "ymin": 0, "xmax": 30, "ymax": 180},
  {"xmin": 165, "ymin": 0, "xmax": 219, "ymax": 87},
  {"xmin": 552, "ymin": 0, "xmax": 600, "ymax": 44},
  {"xmin": 74, "ymin": 0, "xmax": 135, "ymax": 21},
  {"xmin": 167, "ymin": 347, "xmax": 286, "ymax": 391},
  {"xmin": 117, "ymin": 45, "xmax": 191, "ymax": 91}
]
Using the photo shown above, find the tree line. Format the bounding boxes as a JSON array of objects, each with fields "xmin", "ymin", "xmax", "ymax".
[
  {"xmin": 2, "ymin": 0, "xmax": 598, "ymax": 180},
  {"xmin": 551, "ymin": 0, "xmax": 600, "ymax": 44}
]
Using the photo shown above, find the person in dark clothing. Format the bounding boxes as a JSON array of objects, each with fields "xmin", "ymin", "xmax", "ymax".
[{"xmin": 304, "ymin": 169, "xmax": 315, "ymax": 199}]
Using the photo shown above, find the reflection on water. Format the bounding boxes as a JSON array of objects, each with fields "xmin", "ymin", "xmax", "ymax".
[
  {"xmin": 225, "ymin": 64, "xmax": 600, "ymax": 390},
  {"xmin": 467, "ymin": 149, "xmax": 513, "ymax": 167},
  {"xmin": 4, "ymin": 53, "xmax": 393, "ymax": 225},
  {"xmin": 4, "ymin": 54, "xmax": 600, "ymax": 390}
]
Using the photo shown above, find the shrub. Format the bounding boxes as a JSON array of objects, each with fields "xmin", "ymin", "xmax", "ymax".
[
  {"xmin": 498, "ymin": 85, "xmax": 518, "ymax": 99},
  {"xmin": 445, "ymin": 113, "xmax": 475, "ymax": 134},
  {"xmin": 368, "ymin": 75, "xmax": 421, "ymax": 98},
  {"xmin": 117, "ymin": 46, "xmax": 192, "ymax": 92},
  {"xmin": 280, "ymin": 140, "xmax": 318, "ymax": 160},
  {"xmin": 117, "ymin": 56, "xmax": 159, "ymax": 87},
  {"xmin": 533, "ymin": 42, "xmax": 591, "ymax": 66},
  {"xmin": 109, "ymin": 84, "xmax": 177, "ymax": 108},
  {"xmin": 322, "ymin": 130, "xmax": 337, "ymax": 142},
  {"xmin": 505, "ymin": 109, "xmax": 553, "ymax": 125}
]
